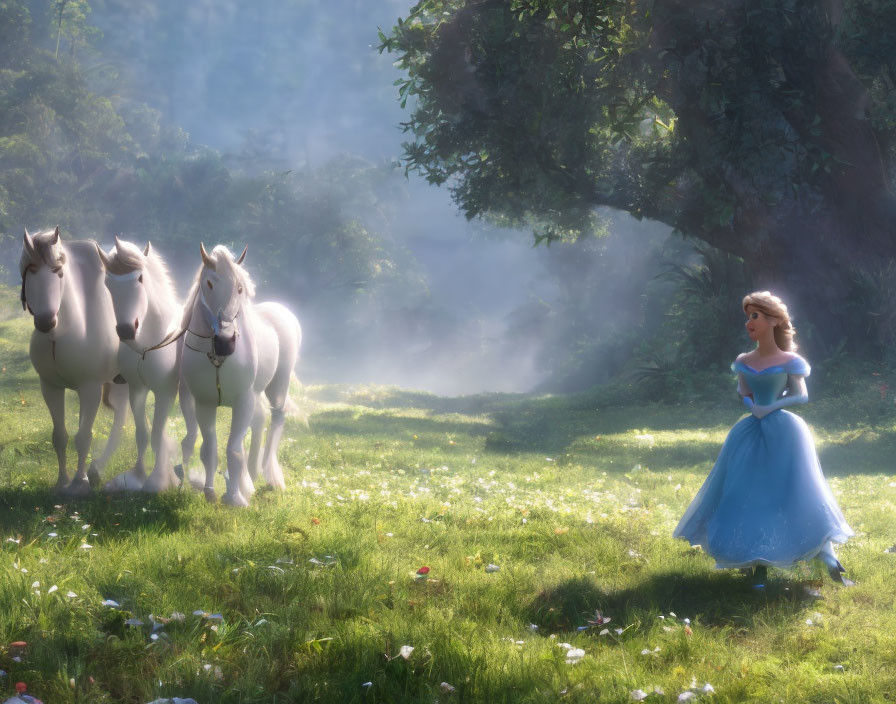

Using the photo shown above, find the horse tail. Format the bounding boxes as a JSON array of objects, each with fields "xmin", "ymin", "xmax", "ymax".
[{"xmin": 102, "ymin": 382, "xmax": 114, "ymax": 410}]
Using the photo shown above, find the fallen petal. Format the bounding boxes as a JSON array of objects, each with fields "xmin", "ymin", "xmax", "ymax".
[{"xmin": 565, "ymin": 647, "xmax": 585, "ymax": 664}]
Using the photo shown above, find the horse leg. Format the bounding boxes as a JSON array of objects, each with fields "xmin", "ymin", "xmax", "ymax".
[
  {"xmin": 246, "ymin": 395, "xmax": 268, "ymax": 483},
  {"xmin": 261, "ymin": 385, "xmax": 290, "ymax": 491},
  {"xmin": 177, "ymin": 376, "xmax": 199, "ymax": 484},
  {"xmin": 40, "ymin": 379, "xmax": 69, "ymax": 492},
  {"xmin": 195, "ymin": 401, "xmax": 219, "ymax": 503},
  {"xmin": 105, "ymin": 385, "xmax": 148, "ymax": 491},
  {"xmin": 141, "ymin": 385, "xmax": 178, "ymax": 493},
  {"xmin": 236, "ymin": 398, "xmax": 260, "ymax": 500},
  {"xmin": 64, "ymin": 383, "xmax": 103, "ymax": 496},
  {"xmin": 222, "ymin": 394, "xmax": 255, "ymax": 507},
  {"xmin": 87, "ymin": 382, "xmax": 129, "ymax": 487}
]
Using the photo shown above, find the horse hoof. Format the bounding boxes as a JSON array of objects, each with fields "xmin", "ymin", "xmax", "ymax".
[
  {"xmin": 140, "ymin": 476, "xmax": 173, "ymax": 494},
  {"xmin": 87, "ymin": 463, "xmax": 101, "ymax": 488},
  {"xmin": 239, "ymin": 476, "xmax": 256, "ymax": 498},
  {"xmin": 222, "ymin": 491, "xmax": 249, "ymax": 508},
  {"xmin": 103, "ymin": 471, "xmax": 145, "ymax": 492},
  {"xmin": 204, "ymin": 487, "xmax": 218, "ymax": 504},
  {"xmin": 269, "ymin": 475, "xmax": 286, "ymax": 491},
  {"xmin": 263, "ymin": 463, "xmax": 286, "ymax": 490},
  {"xmin": 63, "ymin": 478, "xmax": 92, "ymax": 497},
  {"xmin": 53, "ymin": 477, "xmax": 72, "ymax": 494}
]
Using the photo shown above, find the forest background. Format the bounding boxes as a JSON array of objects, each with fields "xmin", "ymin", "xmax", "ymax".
[{"xmin": 1, "ymin": 0, "xmax": 895, "ymax": 401}]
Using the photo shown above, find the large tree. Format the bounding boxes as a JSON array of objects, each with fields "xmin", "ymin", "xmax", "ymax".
[{"xmin": 383, "ymin": 0, "xmax": 896, "ymax": 349}]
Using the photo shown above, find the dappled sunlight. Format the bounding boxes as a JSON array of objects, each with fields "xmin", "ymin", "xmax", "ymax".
[{"xmin": 3, "ymin": 301, "xmax": 896, "ymax": 702}]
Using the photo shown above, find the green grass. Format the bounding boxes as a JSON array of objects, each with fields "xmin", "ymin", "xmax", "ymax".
[{"xmin": 2, "ymin": 290, "xmax": 896, "ymax": 703}]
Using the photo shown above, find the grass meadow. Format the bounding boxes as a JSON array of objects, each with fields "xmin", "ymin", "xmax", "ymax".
[{"xmin": 2, "ymin": 288, "xmax": 896, "ymax": 703}]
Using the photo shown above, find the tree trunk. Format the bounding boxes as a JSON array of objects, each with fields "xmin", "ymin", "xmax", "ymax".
[{"xmin": 646, "ymin": 0, "xmax": 896, "ymax": 356}]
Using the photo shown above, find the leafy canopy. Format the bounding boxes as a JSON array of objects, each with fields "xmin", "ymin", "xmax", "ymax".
[{"xmin": 382, "ymin": 0, "xmax": 896, "ymax": 255}]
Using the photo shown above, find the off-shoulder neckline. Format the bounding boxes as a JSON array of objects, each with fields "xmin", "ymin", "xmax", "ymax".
[{"xmin": 734, "ymin": 353, "xmax": 807, "ymax": 374}]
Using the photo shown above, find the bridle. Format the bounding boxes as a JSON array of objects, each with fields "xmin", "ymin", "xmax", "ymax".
[
  {"xmin": 197, "ymin": 285, "xmax": 242, "ymax": 342},
  {"xmin": 181, "ymin": 284, "xmax": 245, "ymax": 407},
  {"xmin": 104, "ymin": 269, "xmax": 142, "ymax": 283}
]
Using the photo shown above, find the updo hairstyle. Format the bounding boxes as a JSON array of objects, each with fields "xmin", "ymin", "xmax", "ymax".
[{"xmin": 742, "ymin": 291, "xmax": 797, "ymax": 352}]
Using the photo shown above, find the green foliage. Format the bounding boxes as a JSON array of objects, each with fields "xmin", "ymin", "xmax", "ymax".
[
  {"xmin": 382, "ymin": 0, "xmax": 658, "ymax": 238},
  {"xmin": 658, "ymin": 242, "xmax": 753, "ymax": 370},
  {"xmin": 382, "ymin": 0, "xmax": 896, "ymax": 350},
  {"xmin": 0, "ymin": 0, "xmax": 432, "ymax": 370},
  {"xmin": 51, "ymin": 0, "xmax": 100, "ymax": 60}
]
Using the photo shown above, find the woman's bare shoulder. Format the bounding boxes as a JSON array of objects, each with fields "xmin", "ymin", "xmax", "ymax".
[{"xmin": 737, "ymin": 350, "xmax": 798, "ymax": 370}]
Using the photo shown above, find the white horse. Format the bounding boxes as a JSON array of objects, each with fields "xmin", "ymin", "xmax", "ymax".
[
  {"xmin": 156, "ymin": 244, "xmax": 301, "ymax": 506},
  {"xmin": 96, "ymin": 237, "xmax": 188, "ymax": 493},
  {"xmin": 20, "ymin": 227, "xmax": 129, "ymax": 495}
]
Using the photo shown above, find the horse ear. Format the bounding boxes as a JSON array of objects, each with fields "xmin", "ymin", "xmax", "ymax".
[
  {"xmin": 236, "ymin": 244, "xmax": 248, "ymax": 265},
  {"xmin": 143, "ymin": 241, "xmax": 152, "ymax": 256},
  {"xmin": 23, "ymin": 230, "xmax": 36, "ymax": 259},
  {"xmin": 95, "ymin": 242, "xmax": 112, "ymax": 270},
  {"xmin": 114, "ymin": 234, "xmax": 124, "ymax": 252},
  {"xmin": 200, "ymin": 242, "xmax": 216, "ymax": 270},
  {"xmin": 51, "ymin": 226, "xmax": 60, "ymax": 244}
]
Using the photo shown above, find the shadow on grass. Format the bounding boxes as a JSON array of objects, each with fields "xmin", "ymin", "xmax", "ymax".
[
  {"xmin": 817, "ymin": 434, "xmax": 896, "ymax": 477},
  {"xmin": 0, "ymin": 484, "xmax": 197, "ymax": 538},
  {"xmin": 526, "ymin": 571, "xmax": 819, "ymax": 633},
  {"xmin": 311, "ymin": 384, "xmax": 896, "ymax": 475},
  {"xmin": 310, "ymin": 408, "xmax": 495, "ymax": 442},
  {"xmin": 310, "ymin": 385, "xmax": 522, "ymax": 415}
]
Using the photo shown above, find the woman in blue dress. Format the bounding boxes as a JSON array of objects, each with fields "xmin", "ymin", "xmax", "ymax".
[{"xmin": 674, "ymin": 291, "xmax": 854, "ymax": 584}]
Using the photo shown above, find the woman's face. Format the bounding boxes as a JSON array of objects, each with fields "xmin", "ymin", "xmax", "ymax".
[{"xmin": 744, "ymin": 305, "xmax": 778, "ymax": 343}]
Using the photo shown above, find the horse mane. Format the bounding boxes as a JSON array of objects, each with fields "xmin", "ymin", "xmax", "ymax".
[
  {"xmin": 107, "ymin": 239, "xmax": 179, "ymax": 318},
  {"xmin": 19, "ymin": 229, "xmax": 66, "ymax": 275}
]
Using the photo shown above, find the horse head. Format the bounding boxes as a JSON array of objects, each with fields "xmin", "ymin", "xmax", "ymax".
[
  {"xmin": 21, "ymin": 227, "xmax": 65, "ymax": 333},
  {"xmin": 198, "ymin": 243, "xmax": 250, "ymax": 357},
  {"xmin": 97, "ymin": 236, "xmax": 152, "ymax": 341}
]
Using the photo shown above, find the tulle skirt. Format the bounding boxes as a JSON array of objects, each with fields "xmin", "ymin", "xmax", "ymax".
[{"xmin": 674, "ymin": 410, "xmax": 853, "ymax": 568}]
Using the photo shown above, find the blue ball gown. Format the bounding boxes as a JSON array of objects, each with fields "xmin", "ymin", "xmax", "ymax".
[{"xmin": 674, "ymin": 355, "xmax": 853, "ymax": 568}]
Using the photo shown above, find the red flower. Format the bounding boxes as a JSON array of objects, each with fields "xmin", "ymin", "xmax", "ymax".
[{"xmin": 416, "ymin": 566, "xmax": 430, "ymax": 575}]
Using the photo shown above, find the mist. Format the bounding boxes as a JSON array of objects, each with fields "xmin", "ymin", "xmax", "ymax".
[{"xmin": 15, "ymin": 0, "xmax": 677, "ymax": 395}]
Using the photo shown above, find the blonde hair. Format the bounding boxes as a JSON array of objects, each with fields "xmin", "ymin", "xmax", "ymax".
[{"xmin": 742, "ymin": 290, "xmax": 797, "ymax": 352}]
